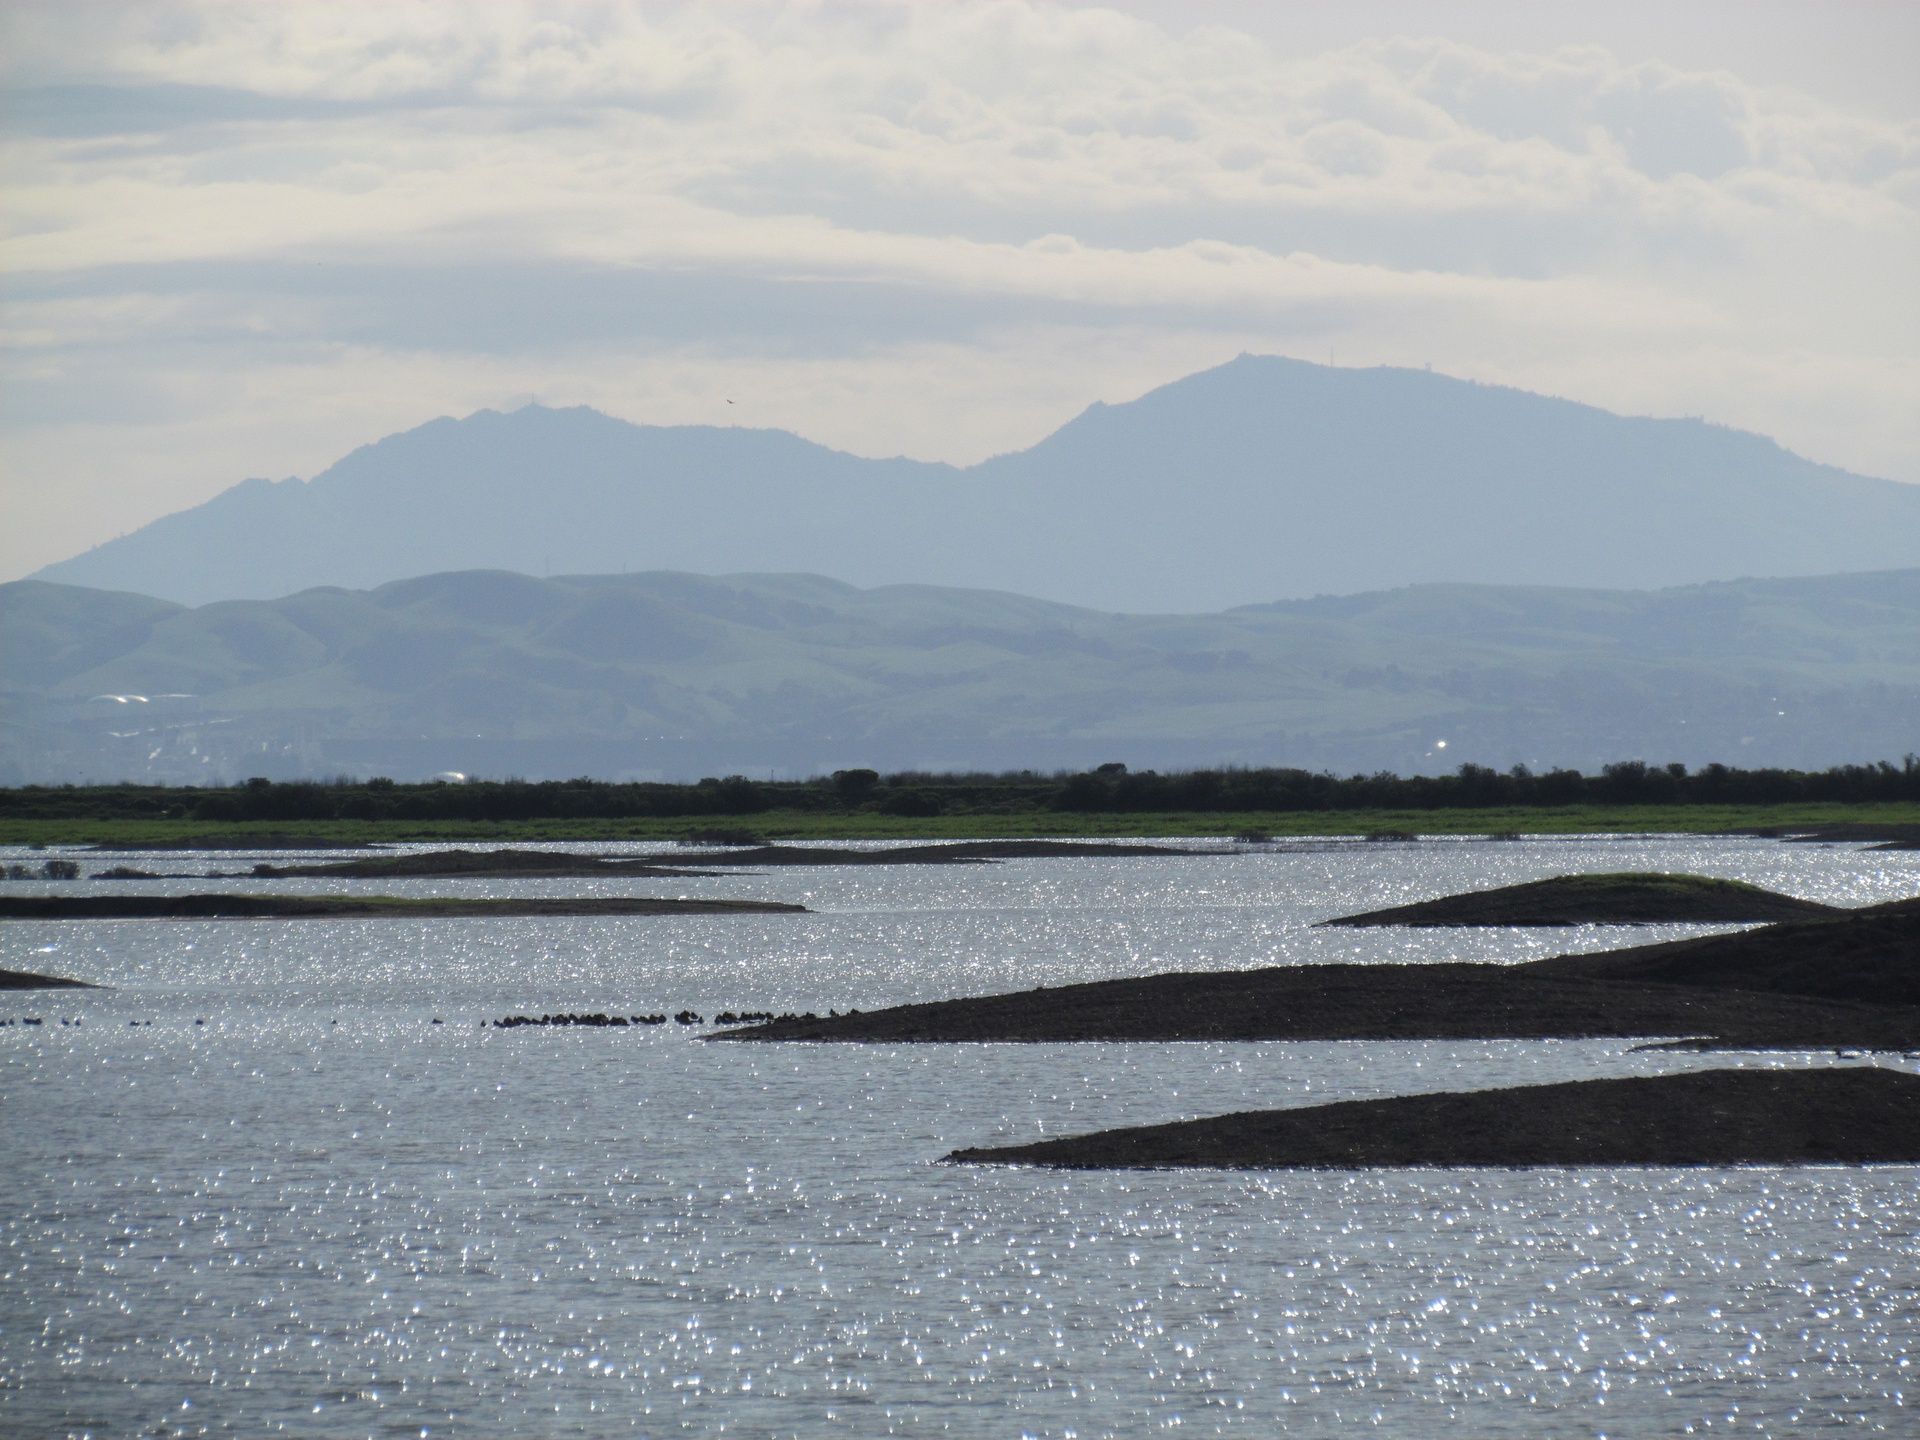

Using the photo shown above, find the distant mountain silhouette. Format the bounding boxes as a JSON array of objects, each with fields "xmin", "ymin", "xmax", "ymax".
[
  {"xmin": 32, "ymin": 357, "xmax": 1920, "ymax": 610},
  {"xmin": 5, "ymin": 567, "xmax": 1917, "ymax": 783}
]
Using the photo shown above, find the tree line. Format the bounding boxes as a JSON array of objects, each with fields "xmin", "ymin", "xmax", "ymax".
[{"xmin": 3, "ymin": 757, "xmax": 1917, "ymax": 823}]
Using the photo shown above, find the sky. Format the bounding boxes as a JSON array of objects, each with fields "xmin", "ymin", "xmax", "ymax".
[{"xmin": 2, "ymin": 0, "xmax": 1916, "ymax": 583}]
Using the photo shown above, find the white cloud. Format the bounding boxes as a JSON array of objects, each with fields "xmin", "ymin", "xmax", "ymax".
[{"xmin": 1, "ymin": 0, "xmax": 1915, "ymax": 579}]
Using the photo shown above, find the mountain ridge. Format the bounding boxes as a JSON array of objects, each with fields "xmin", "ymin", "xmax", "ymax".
[{"xmin": 32, "ymin": 356, "xmax": 1920, "ymax": 611}]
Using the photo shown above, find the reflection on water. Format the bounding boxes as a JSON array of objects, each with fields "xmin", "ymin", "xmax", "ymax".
[{"xmin": 3, "ymin": 837, "xmax": 1916, "ymax": 1435}]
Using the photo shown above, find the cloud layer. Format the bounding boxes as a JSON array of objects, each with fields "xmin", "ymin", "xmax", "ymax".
[{"xmin": 3, "ymin": 1, "xmax": 1916, "ymax": 578}]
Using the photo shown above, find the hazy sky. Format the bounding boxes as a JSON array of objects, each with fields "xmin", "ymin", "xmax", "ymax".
[{"xmin": 3, "ymin": 0, "xmax": 1916, "ymax": 582}]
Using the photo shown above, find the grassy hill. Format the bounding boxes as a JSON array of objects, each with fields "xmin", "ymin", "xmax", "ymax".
[{"xmin": 3, "ymin": 567, "xmax": 1916, "ymax": 783}]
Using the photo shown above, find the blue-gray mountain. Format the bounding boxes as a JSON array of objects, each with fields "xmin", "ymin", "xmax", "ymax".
[
  {"xmin": 33, "ymin": 357, "xmax": 1920, "ymax": 612},
  {"xmin": 4, "ymin": 567, "xmax": 1915, "ymax": 783}
]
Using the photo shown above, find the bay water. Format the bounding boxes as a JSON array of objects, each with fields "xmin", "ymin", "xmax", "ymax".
[{"xmin": 3, "ymin": 835, "xmax": 1916, "ymax": 1437}]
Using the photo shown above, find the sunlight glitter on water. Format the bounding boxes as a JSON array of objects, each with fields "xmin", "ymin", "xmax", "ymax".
[{"xmin": 3, "ymin": 836, "xmax": 1917, "ymax": 1436}]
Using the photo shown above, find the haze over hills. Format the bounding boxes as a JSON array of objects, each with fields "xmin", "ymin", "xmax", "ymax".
[
  {"xmin": 33, "ymin": 357, "xmax": 1920, "ymax": 612},
  {"xmin": 4, "ymin": 567, "xmax": 1916, "ymax": 784}
]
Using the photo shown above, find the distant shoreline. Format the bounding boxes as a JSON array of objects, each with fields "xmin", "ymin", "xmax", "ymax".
[{"xmin": 4, "ymin": 802, "xmax": 1917, "ymax": 849}]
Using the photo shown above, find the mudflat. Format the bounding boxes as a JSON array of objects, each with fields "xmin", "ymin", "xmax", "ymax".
[
  {"xmin": 719, "ymin": 906, "xmax": 1920, "ymax": 1049},
  {"xmin": 83, "ymin": 833, "xmax": 376, "ymax": 851},
  {"xmin": 244, "ymin": 848, "xmax": 719, "ymax": 879},
  {"xmin": 198, "ymin": 840, "xmax": 1211, "ymax": 879},
  {"xmin": 1521, "ymin": 900, "xmax": 1920, "ymax": 1008},
  {"xmin": 626, "ymin": 840, "xmax": 1211, "ymax": 867},
  {"xmin": 944, "ymin": 1068, "xmax": 1920, "ymax": 1169},
  {"xmin": 1, "ymin": 965, "xmax": 100, "ymax": 989},
  {"xmin": 0, "ymin": 893, "xmax": 806, "ymax": 920}
]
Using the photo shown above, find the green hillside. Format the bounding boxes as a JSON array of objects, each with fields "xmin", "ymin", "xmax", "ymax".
[{"xmin": 3, "ymin": 568, "xmax": 1917, "ymax": 783}]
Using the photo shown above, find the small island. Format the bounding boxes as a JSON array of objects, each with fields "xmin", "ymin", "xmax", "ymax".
[
  {"xmin": 0, "ymin": 893, "xmax": 807, "ymax": 920},
  {"xmin": 944, "ymin": 1068, "xmax": 1920, "ymax": 1169},
  {"xmin": 1318, "ymin": 871, "xmax": 1837, "ymax": 927}
]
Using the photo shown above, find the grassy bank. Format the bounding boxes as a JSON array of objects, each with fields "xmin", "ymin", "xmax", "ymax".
[{"xmin": 4, "ymin": 801, "xmax": 1917, "ymax": 848}]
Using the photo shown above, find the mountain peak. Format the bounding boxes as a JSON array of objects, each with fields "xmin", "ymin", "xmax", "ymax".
[{"xmin": 28, "ymin": 359, "xmax": 1920, "ymax": 610}]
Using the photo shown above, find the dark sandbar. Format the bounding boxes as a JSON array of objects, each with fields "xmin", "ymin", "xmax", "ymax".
[
  {"xmin": 1743, "ymin": 822, "xmax": 1920, "ymax": 848},
  {"xmin": 629, "ymin": 840, "xmax": 1210, "ymax": 867},
  {"xmin": 84, "ymin": 833, "xmax": 376, "ymax": 851},
  {"xmin": 715, "ymin": 964, "xmax": 1918, "ymax": 1049},
  {"xmin": 245, "ymin": 848, "xmax": 720, "ymax": 880},
  {"xmin": 0, "ymin": 893, "xmax": 806, "ymax": 920},
  {"xmin": 944, "ymin": 1068, "xmax": 1920, "ymax": 1169},
  {"xmin": 1523, "ymin": 901, "xmax": 1920, "ymax": 1009},
  {"xmin": 1, "ymin": 965, "xmax": 100, "ymax": 989},
  {"xmin": 718, "ymin": 907, "xmax": 1920, "ymax": 1049},
  {"xmin": 214, "ymin": 840, "xmax": 1208, "ymax": 879},
  {"xmin": 1320, "ymin": 871, "xmax": 1836, "ymax": 927}
]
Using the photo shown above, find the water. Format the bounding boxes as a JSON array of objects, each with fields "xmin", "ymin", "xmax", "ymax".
[{"xmin": 3, "ymin": 836, "xmax": 1917, "ymax": 1436}]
